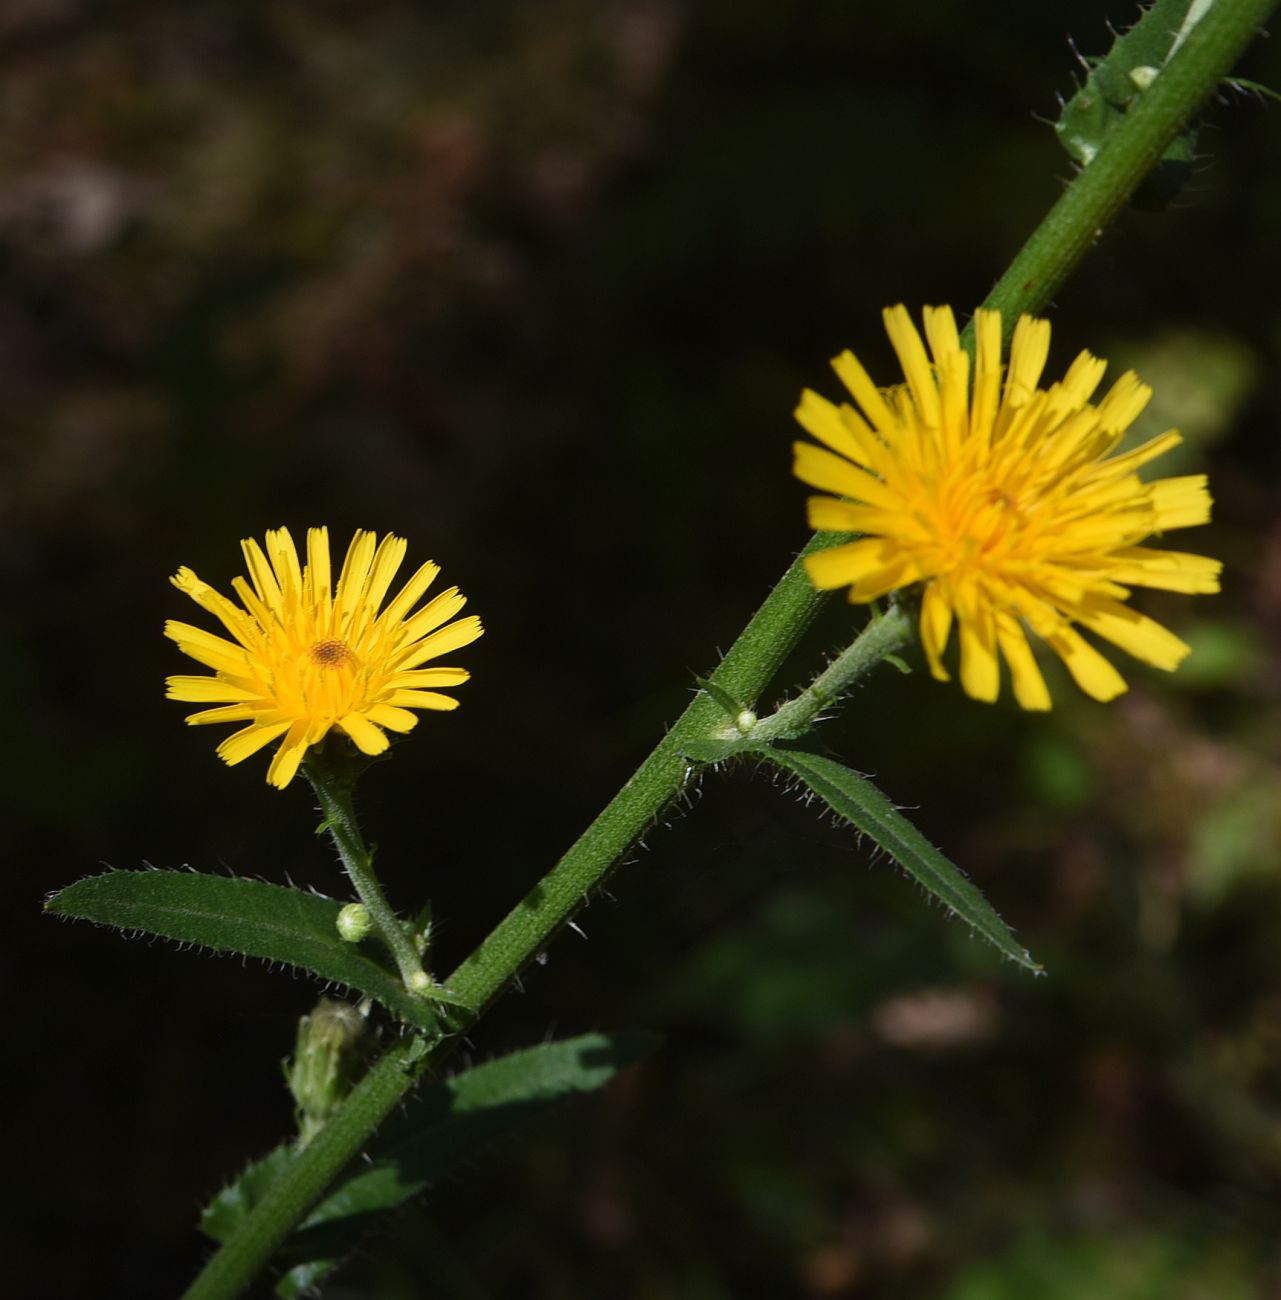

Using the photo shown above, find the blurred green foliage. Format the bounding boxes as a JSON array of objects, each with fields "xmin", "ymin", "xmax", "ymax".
[{"xmin": 6, "ymin": 1, "xmax": 1281, "ymax": 1297}]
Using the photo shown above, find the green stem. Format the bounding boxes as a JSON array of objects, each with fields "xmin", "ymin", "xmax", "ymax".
[
  {"xmin": 180, "ymin": 1036, "xmax": 431, "ymax": 1300},
  {"xmin": 445, "ymin": 531, "xmax": 841, "ymax": 1013},
  {"xmin": 180, "ymin": 6, "xmax": 1277, "ymax": 1294},
  {"xmin": 306, "ymin": 763, "xmax": 430, "ymax": 996},
  {"xmin": 979, "ymin": 0, "xmax": 1279, "ymax": 338},
  {"xmin": 747, "ymin": 602, "xmax": 915, "ymax": 745}
]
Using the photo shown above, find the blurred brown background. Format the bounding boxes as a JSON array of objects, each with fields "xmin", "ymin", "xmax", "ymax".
[{"xmin": 5, "ymin": 2, "xmax": 1281, "ymax": 1297}]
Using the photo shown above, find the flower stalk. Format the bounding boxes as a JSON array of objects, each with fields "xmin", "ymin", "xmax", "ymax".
[
  {"xmin": 745, "ymin": 602, "xmax": 916, "ymax": 745},
  {"xmin": 306, "ymin": 759, "xmax": 433, "ymax": 996}
]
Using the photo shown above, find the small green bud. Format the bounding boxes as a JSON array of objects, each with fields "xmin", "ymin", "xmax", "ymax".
[
  {"xmin": 407, "ymin": 969, "xmax": 435, "ymax": 995},
  {"xmin": 1129, "ymin": 65, "xmax": 1158, "ymax": 91},
  {"xmin": 735, "ymin": 708, "xmax": 757, "ymax": 735},
  {"xmin": 336, "ymin": 902, "xmax": 373, "ymax": 942},
  {"xmin": 285, "ymin": 999, "xmax": 370, "ymax": 1144}
]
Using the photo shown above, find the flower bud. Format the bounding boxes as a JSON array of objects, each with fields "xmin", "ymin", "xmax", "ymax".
[
  {"xmin": 336, "ymin": 902, "xmax": 373, "ymax": 942},
  {"xmin": 285, "ymin": 999, "xmax": 369, "ymax": 1144}
]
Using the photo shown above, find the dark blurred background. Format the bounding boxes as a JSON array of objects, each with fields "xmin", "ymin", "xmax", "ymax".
[{"xmin": 5, "ymin": 2, "xmax": 1281, "ymax": 1297}]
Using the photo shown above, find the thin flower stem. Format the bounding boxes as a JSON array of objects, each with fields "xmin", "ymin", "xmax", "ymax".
[
  {"xmin": 306, "ymin": 764, "xmax": 431, "ymax": 996},
  {"xmin": 180, "ymin": 5, "xmax": 1278, "ymax": 1294},
  {"xmin": 747, "ymin": 602, "xmax": 915, "ymax": 745}
]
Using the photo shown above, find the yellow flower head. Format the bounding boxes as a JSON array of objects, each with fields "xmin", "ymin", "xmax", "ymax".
[
  {"xmin": 793, "ymin": 305, "xmax": 1221, "ymax": 709},
  {"xmin": 165, "ymin": 526, "xmax": 483, "ymax": 787}
]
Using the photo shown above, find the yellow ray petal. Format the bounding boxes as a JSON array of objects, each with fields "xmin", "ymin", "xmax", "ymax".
[
  {"xmin": 395, "ymin": 615, "xmax": 484, "ymax": 669},
  {"xmin": 217, "ymin": 720, "xmax": 291, "ymax": 766},
  {"xmin": 1149, "ymin": 475, "xmax": 1212, "ymax": 530},
  {"xmin": 1055, "ymin": 350, "xmax": 1107, "ymax": 410},
  {"xmin": 266, "ymin": 527, "xmax": 304, "ymax": 605},
  {"xmin": 266, "ymin": 721, "xmax": 312, "ymax": 788},
  {"xmin": 170, "ymin": 568, "xmax": 258, "ymax": 644},
  {"xmin": 304, "ymin": 527, "xmax": 333, "ymax": 620},
  {"xmin": 1004, "ymin": 314, "xmax": 1051, "ymax": 408},
  {"xmin": 969, "ymin": 309, "xmax": 1002, "ymax": 444},
  {"xmin": 338, "ymin": 712, "xmax": 391, "ymax": 755},
  {"xmin": 1092, "ymin": 429, "xmax": 1182, "ymax": 479},
  {"xmin": 363, "ymin": 533, "xmax": 408, "ymax": 619},
  {"xmin": 995, "ymin": 614, "xmax": 1051, "ymax": 711},
  {"xmin": 1108, "ymin": 547, "xmax": 1222, "ymax": 594},
  {"xmin": 1045, "ymin": 627, "xmax": 1128, "ymax": 701},
  {"xmin": 183, "ymin": 704, "xmax": 259, "ymax": 725},
  {"xmin": 957, "ymin": 601, "xmax": 1000, "ymax": 703},
  {"xmin": 804, "ymin": 538, "xmax": 906, "ymax": 595},
  {"xmin": 390, "ymin": 667, "xmax": 471, "ymax": 689},
  {"xmin": 241, "ymin": 535, "xmax": 283, "ymax": 612},
  {"xmin": 165, "ymin": 676, "xmax": 258, "ymax": 703},
  {"xmin": 385, "ymin": 689, "xmax": 461, "ymax": 711},
  {"xmin": 1074, "ymin": 596, "xmax": 1190, "ymax": 671},
  {"xmin": 883, "ymin": 304, "xmax": 940, "ymax": 429},
  {"xmin": 164, "ymin": 621, "xmax": 252, "ymax": 674},
  {"xmin": 794, "ymin": 390, "xmax": 876, "ymax": 466},
  {"xmin": 365, "ymin": 703, "xmax": 421, "ymax": 732},
  {"xmin": 935, "ymin": 346, "xmax": 970, "ymax": 457},
  {"xmin": 919, "ymin": 582, "xmax": 954, "ymax": 681},
  {"xmin": 397, "ymin": 588, "xmax": 468, "ymax": 645},
  {"xmin": 1094, "ymin": 371, "xmax": 1151, "ymax": 434},
  {"xmin": 806, "ymin": 496, "xmax": 890, "ymax": 535},
  {"xmin": 377, "ymin": 559, "xmax": 441, "ymax": 630},
  {"xmin": 830, "ymin": 348, "xmax": 898, "ymax": 434},
  {"xmin": 228, "ymin": 576, "xmax": 275, "ymax": 634},
  {"xmin": 792, "ymin": 442, "xmax": 900, "ymax": 509},
  {"xmin": 922, "ymin": 304, "xmax": 960, "ymax": 362},
  {"xmin": 335, "ymin": 530, "xmax": 377, "ymax": 628}
]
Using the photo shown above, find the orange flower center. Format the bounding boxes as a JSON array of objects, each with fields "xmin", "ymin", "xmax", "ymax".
[{"xmin": 308, "ymin": 638, "xmax": 352, "ymax": 668}]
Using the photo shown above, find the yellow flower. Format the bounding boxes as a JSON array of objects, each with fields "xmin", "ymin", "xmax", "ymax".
[
  {"xmin": 793, "ymin": 305, "xmax": 1221, "ymax": 709},
  {"xmin": 165, "ymin": 527, "xmax": 483, "ymax": 787}
]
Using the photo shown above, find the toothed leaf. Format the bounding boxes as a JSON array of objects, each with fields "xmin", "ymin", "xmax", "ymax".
[
  {"xmin": 752, "ymin": 745, "xmax": 1039, "ymax": 971},
  {"xmin": 45, "ymin": 870, "xmax": 451, "ymax": 1030}
]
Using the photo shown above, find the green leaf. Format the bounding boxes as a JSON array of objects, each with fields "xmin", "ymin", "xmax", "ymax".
[
  {"xmin": 45, "ymin": 870, "xmax": 450, "ymax": 1031},
  {"xmin": 1056, "ymin": 0, "xmax": 1203, "ymax": 208},
  {"xmin": 752, "ymin": 745, "xmax": 1039, "ymax": 971},
  {"xmin": 203, "ymin": 1031, "xmax": 658, "ymax": 1297},
  {"xmin": 202, "ymin": 1146, "xmax": 296, "ymax": 1245}
]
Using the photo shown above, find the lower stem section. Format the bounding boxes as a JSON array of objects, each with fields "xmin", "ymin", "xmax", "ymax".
[{"xmin": 180, "ymin": 1036, "xmax": 429, "ymax": 1300}]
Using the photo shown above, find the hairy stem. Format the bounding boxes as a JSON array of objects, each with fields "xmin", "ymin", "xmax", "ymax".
[
  {"xmin": 981, "ymin": 0, "xmax": 1279, "ymax": 337},
  {"xmin": 180, "ymin": 1036, "xmax": 431, "ymax": 1300},
  {"xmin": 307, "ymin": 762, "xmax": 431, "ymax": 996},
  {"xmin": 747, "ymin": 602, "xmax": 915, "ymax": 745}
]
